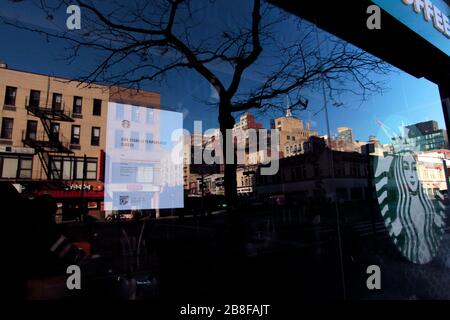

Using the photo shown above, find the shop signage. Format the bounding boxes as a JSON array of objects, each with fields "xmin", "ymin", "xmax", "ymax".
[
  {"xmin": 372, "ymin": 0, "xmax": 450, "ymax": 55},
  {"xmin": 65, "ymin": 183, "xmax": 92, "ymax": 191}
]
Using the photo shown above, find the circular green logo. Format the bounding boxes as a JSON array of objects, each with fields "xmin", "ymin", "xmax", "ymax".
[{"xmin": 374, "ymin": 151, "xmax": 447, "ymax": 264}]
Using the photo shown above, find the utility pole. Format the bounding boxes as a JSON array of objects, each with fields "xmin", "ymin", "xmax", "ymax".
[{"xmin": 365, "ymin": 143, "xmax": 377, "ymax": 252}]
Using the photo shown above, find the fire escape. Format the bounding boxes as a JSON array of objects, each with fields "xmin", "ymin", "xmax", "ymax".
[{"xmin": 22, "ymin": 96, "xmax": 75, "ymax": 181}]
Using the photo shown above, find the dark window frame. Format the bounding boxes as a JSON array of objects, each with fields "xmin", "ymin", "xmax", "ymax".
[
  {"xmin": 0, "ymin": 155, "xmax": 33, "ymax": 179},
  {"xmin": 91, "ymin": 126, "xmax": 100, "ymax": 146},
  {"xmin": 4, "ymin": 86, "xmax": 17, "ymax": 106},
  {"xmin": 1, "ymin": 117, "xmax": 14, "ymax": 139},
  {"xmin": 26, "ymin": 120, "xmax": 38, "ymax": 140},
  {"xmin": 50, "ymin": 156, "xmax": 97, "ymax": 181},
  {"xmin": 29, "ymin": 90, "xmax": 41, "ymax": 108},
  {"xmin": 50, "ymin": 122, "xmax": 60, "ymax": 140},
  {"xmin": 71, "ymin": 125, "xmax": 81, "ymax": 145},
  {"xmin": 52, "ymin": 93, "xmax": 62, "ymax": 111},
  {"xmin": 73, "ymin": 96, "xmax": 83, "ymax": 114},
  {"xmin": 93, "ymin": 99, "xmax": 102, "ymax": 116},
  {"xmin": 18, "ymin": 157, "xmax": 33, "ymax": 179}
]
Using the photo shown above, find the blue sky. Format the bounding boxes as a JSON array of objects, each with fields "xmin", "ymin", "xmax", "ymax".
[{"xmin": 0, "ymin": 0, "xmax": 445, "ymax": 145}]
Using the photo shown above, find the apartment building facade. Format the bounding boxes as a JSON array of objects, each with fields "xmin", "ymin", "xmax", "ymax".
[
  {"xmin": 272, "ymin": 107, "xmax": 318, "ymax": 158},
  {"xmin": 0, "ymin": 65, "xmax": 160, "ymax": 200}
]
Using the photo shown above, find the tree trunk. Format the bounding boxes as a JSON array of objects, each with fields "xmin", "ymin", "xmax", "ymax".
[{"xmin": 218, "ymin": 103, "xmax": 237, "ymax": 213}]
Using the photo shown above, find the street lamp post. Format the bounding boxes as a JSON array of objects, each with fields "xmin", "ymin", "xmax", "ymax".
[{"xmin": 364, "ymin": 143, "xmax": 377, "ymax": 252}]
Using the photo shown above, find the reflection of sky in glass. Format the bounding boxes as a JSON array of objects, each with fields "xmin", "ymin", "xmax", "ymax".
[
  {"xmin": 0, "ymin": 0, "xmax": 446, "ymax": 146},
  {"xmin": 159, "ymin": 110, "xmax": 183, "ymax": 151}
]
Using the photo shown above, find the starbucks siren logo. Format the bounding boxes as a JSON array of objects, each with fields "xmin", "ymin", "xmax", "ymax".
[{"xmin": 374, "ymin": 123, "xmax": 447, "ymax": 264}]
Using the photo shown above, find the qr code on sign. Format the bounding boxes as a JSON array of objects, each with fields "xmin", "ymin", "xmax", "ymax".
[{"xmin": 120, "ymin": 196, "xmax": 129, "ymax": 205}]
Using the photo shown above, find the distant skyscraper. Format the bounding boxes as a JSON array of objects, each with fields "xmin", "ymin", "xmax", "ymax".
[
  {"xmin": 337, "ymin": 127, "xmax": 353, "ymax": 143},
  {"xmin": 400, "ymin": 120, "xmax": 448, "ymax": 152}
]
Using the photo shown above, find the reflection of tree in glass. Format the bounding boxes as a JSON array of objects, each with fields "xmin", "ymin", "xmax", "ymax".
[{"xmin": 9, "ymin": 0, "xmax": 392, "ymax": 210}]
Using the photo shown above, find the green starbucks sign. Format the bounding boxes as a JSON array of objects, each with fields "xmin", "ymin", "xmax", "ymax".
[{"xmin": 374, "ymin": 144, "xmax": 447, "ymax": 264}]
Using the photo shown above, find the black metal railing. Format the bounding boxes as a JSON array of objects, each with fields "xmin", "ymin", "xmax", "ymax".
[{"xmin": 25, "ymin": 96, "xmax": 74, "ymax": 122}]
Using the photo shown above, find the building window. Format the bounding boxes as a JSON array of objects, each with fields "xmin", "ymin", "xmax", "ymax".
[
  {"xmin": 86, "ymin": 160, "xmax": 97, "ymax": 179},
  {"xmin": 71, "ymin": 125, "xmax": 80, "ymax": 145},
  {"xmin": 76, "ymin": 160, "xmax": 84, "ymax": 179},
  {"xmin": 63, "ymin": 159, "xmax": 74, "ymax": 180},
  {"xmin": 29, "ymin": 90, "xmax": 40, "ymax": 108},
  {"xmin": 52, "ymin": 93, "xmax": 62, "ymax": 111},
  {"xmin": 18, "ymin": 158, "xmax": 32, "ymax": 178},
  {"xmin": 4, "ymin": 86, "xmax": 17, "ymax": 106},
  {"xmin": 0, "ymin": 155, "xmax": 32, "ymax": 179},
  {"xmin": 50, "ymin": 158, "xmax": 62, "ymax": 180},
  {"xmin": 50, "ymin": 123, "xmax": 60, "ymax": 140},
  {"xmin": 73, "ymin": 96, "xmax": 82, "ymax": 114},
  {"xmin": 0, "ymin": 157, "xmax": 18, "ymax": 178},
  {"xmin": 91, "ymin": 127, "xmax": 100, "ymax": 146},
  {"xmin": 26, "ymin": 120, "xmax": 38, "ymax": 140},
  {"xmin": 1, "ymin": 118, "xmax": 13, "ymax": 139},
  {"xmin": 50, "ymin": 156, "xmax": 97, "ymax": 181},
  {"xmin": 93, "ymin": 99, "xmax": 102, "ymax": 116},
  {"xmin": 132, "ymin": 106, "xmax": 140, "ymax": 122}
]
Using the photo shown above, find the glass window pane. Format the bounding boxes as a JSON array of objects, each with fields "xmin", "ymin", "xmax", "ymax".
[
  {"xmin": 63, "ymin": 160, "xmax": 73, "ymax": 180},
  {"xmin": 2, "ymin": 158, "xmax": 18, "ymax": 178},
  {"xmin": 86, "ymin": 171, "xmax": 96, "ymax": 180},
  {"xmin": 19, "ymin": 169, "xmax": 31, "ymax": 179},
  {"xmin": 87, "ymin": 162, "xmax": 97, "ymax": 171},
  {"xmin": 20, "ymin": 159, "xmax": 32, "ymax": 169},
  {"xmin": 76, "ymin": 160, "xmax": 84, "ymax": 179}
]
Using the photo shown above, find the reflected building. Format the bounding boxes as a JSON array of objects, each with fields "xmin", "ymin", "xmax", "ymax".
[
  {"xmin": 272, "ymin": 106, "xmax": 318, "ymax": 158},
  {"xmin": 417, "ymin": 150, "xmax": 450, "ymax": 197},
  {"xmin": 256, "ymin": 137, "xmax": 369, "ymax": 206},
  {"xmin": 0, "ymin": 65, "xmax": 160, "ymax": 219},
  {"xmin": 182, "ymin": 133, "xmax": 222, "ymax": 195},
  {"xmin": 393, "ymin": 120, "xmax": 448, "ymax": 153},
  {"xmin": 337, "ymin": 127, "xmax": 354, "ymax": 143}
]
